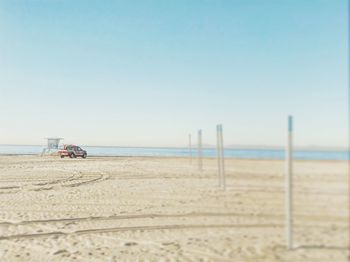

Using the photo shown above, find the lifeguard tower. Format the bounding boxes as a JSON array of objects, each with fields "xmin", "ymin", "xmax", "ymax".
[{"xmin": 41, "ymin": 138, "xmax": 63, "ymax": 156}]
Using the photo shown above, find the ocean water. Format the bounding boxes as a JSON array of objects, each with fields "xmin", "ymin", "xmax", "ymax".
[{"xmin": 0, "ymin": 145, "xmax": 348, "ymax": 160}]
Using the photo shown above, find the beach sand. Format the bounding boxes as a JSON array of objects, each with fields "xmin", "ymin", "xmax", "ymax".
[{"xmin": 0, "ymin": 155, "xmax": 348, "ymax": 261}]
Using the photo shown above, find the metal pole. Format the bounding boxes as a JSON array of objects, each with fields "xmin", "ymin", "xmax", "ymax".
[
  {"xmin": 286, "ymin": 115, "xmax": 293, "ymax": 250},
  {"xmin": 348, "ymin": 0, "xmax": 350, "ymax": 254},
  {"xmin": 219, "ymin": 125, "xmax": 226, "ymax": 190},
  {"xmin": 189, "ymin": 134, "xmax": 192, "ymax": 164},
  {"xmin": 216, "ymin": 125, "xmax": 222, "ymax": 186},
  {"xmin": 198, "ymin": 130, "xmax": 203, "ymax": 172}
]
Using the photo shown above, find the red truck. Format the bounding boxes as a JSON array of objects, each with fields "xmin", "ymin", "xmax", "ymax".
[{"xmin": 58, "ymin": 145, "xmax": 87, "ymax": 159}]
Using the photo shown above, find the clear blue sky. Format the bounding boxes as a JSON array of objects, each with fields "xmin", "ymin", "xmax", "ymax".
[{"xmin": 0, "ymin": 0, "xmax": 348, "ymax": 147}]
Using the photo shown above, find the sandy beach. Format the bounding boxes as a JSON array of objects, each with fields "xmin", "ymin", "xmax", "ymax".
[{"xmin": 0, "ymin": 155, "xmax": 348, "ymax": 261}]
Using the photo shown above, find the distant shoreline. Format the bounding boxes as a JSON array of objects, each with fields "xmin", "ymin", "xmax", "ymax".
[
  {"xmin": 0, "ymin": 154, "xmax": 346, "ymax": 163},
  {"xmin": 0, "ymin": 144, "xmax": 347, "ymax": 152}
]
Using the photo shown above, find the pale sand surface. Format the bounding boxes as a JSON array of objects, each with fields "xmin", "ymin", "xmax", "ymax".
[{"xmin": 0, "ymin": 155, "xmax": 348, "ymax": 261}]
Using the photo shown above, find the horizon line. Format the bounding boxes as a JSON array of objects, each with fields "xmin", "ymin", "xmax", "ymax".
[{"xmin": 0, "ymin": 143, "xmax": 347, "ymax": 151}]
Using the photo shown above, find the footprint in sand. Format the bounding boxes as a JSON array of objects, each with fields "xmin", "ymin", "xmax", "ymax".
[
  {"xmin": 124, "ymin": 242, "xmax": 138, "ymax": 246},
  {"xmin": 53, "ymin": 249, "xmax": 69, "ymax": 256}
]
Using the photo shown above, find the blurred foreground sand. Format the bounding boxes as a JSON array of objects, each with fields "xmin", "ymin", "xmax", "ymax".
[{"xmin": 0, "ymin": 156, "xmax": 348, "ymax": 261}]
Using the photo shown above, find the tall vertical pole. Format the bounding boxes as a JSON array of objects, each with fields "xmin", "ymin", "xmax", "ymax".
[
  {"xmin": 216, "ymin": 124, "xmax": 225, "ymax": 189},
  {"xmin": 189, "ymin": 134, "xmax": 192, "ymax": 164},
  {"xmin": 347, "ymin": 0, "xmax": 350, "ymax": 254},
  {"xmin": 216, "ymin": 125, "xmax": 222, "ymax": 186},
  {"xmin": 286, "ymin": 115, "xmax": 293, "ymax": 250},
  {"xmin": 198, "ymin": 130, "xmax": 203, "ymax": 172},
  {"xmin": 219, "ymin": 125, "xmax": 226, "ymax": 190}
]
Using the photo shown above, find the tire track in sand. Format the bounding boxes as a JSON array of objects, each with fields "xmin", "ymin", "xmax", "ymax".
[
  {"xmin": 0, "ymin": 223, "xmax": 281, "ymax": 241},
  {"xmin": 0, "ymin": 211, "xmax": 281, "ymax": 226},
  {"xmin": 0, "ymin": 171, "xmax": 110, "ymax": 194}
]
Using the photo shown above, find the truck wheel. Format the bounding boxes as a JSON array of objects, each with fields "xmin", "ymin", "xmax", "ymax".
[
  {"xmin": 70, "ymin": 153, "xmax": 76, "ymax": 158},
  {"xmin": 82, "ymin": 153, "xmax": 87, "ymax": 159},
  {"xmin": 60, "ymin": 155, "xmax": 64, "ymax": 158}
]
